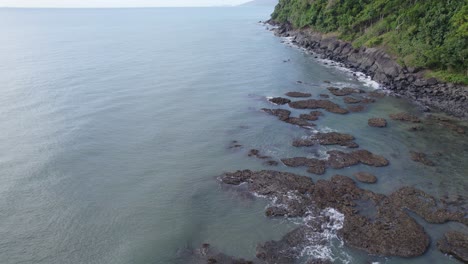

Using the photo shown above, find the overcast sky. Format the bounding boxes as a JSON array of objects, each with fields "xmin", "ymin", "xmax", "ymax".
[{"xmin": 0, "ymin": 0, "xmax": 251, "ymax": 7}]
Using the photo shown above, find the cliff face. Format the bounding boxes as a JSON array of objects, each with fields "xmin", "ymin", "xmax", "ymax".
[{"xmin": 268, "ymin": 0, "xmax": 468, "ymax": 118}]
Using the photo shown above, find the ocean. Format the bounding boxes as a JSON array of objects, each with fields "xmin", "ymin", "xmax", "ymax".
[{"xmin": 0, "ymin": 7, "xmax": 466, "ymax": 264}]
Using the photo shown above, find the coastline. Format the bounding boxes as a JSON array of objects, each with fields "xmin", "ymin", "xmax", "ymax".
[{"xmin": 266, "ymin": 21, "xmax": 468, "ymax": 120}]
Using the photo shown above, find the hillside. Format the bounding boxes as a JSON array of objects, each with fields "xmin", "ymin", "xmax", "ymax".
[{"xmin": 271, "ymin": 0, "xmax": 468, "ymax": 84}]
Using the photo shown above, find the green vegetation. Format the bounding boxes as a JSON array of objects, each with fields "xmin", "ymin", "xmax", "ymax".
[{"xmin": 271, "ymin": 0, "xmax": 468, "ymax": 84}]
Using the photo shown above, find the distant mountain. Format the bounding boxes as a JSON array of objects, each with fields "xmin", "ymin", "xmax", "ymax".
[{"xmin": 240, "ymin": 0, "xmax": 278, "ymax": 7}]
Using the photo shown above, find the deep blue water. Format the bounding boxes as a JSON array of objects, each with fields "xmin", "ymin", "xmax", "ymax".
[{"xmin": 0, "ymin": 7, "xmax": 466, "ymax": 264}]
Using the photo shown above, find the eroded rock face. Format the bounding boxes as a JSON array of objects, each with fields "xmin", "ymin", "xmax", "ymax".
[
  {"xmin": 410, "ymin": 151, "xmax": 435, "ymax": 166},
  {"xmin": 437, "ymin": 231, "xmax": 468, "ymax": 263},
  {"xmin": 268, "ymin": 97, "xmax": 291, "ymax": 105},
  {"xmin": 289, "ymin": 99, "xmax": 349, "ymax": 114},
  {"xmin": 285, "ymin": 91, "xmax": 312, "ymax": 98},
  {"xmin": 219, "ymin": 170, "xmax": 466, "ymax": 258},
  {"xmin": 368, "ymin": 118, "xmax": 387, "ymax": 127},
  {"xmin": 354, "ymin": 172, "xmax": 377, "ymax": 183},
  {"xmin": 292, "ymin": 132, "xmax": 358, "ymax": 148},
  {"xmin": 389, "ymin": 112, "xmax": 421, "ymax": 123},
  {"xmin": 328, "ymin": 87, "xmax": 364, "ymax": 96}
]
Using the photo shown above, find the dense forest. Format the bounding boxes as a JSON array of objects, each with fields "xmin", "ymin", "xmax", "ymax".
[{"xmin": 271, "ymin": 0, "xmax": 468, "ymax": 84}]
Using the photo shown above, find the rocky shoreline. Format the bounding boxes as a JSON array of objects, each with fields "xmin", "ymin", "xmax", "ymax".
[
  {"xmin": 266, "ymin": 21, "xmax": 468, "ymax": 120},
  {"xmin": 186, "ymin": 85, "xmax": 468, "ymax": 264}
]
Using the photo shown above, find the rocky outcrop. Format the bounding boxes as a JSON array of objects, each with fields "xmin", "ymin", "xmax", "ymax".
[
  {"xmin": 262, "ymin": 108, "xmax": 316, "ymax": 128},
  {"xmin": 437, "ymin": 231, "xmax": 468, "ymax": 263},
  {"xmin": 292, "ymin": 132, "xmax": 358, "ymax": 148},
  {"xmin": 285, "ymin": 91, "xmax": 312, "ymax": 98},
  {"xmin": 368, "ymin": 118, "xmax": 387, "ymax": 127},
  {"xmin": 268, "ymin": 22, "xmax": 468, "ymax": 119},
  {"xmin": 268, "ymin": 97, "xmax": 291, "ymax": 105},
  {"xmin": 282, "ymin": 149, "xmax": 388, "ymax": 174},
  {"xmin": 219, "ymin": 170, "xmax": 467, "ymax": 258},
  {"xmin": 289, "ymin": 99, "xmax": 349, "ymax": 114}
]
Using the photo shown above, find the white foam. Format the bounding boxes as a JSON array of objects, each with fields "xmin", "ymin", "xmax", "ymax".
[
  {"xmin": 300, "ymin": 208, "xmax": 352, "ymax": 263},
  {"xmin": 278, "ymin": 35, "xmax": 381, "ymax": 90}
]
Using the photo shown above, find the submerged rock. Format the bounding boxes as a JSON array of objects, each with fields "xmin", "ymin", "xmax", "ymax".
[
  {"xmin": 368, "ymin": 91, "xmax": 386, "ymax": 98},
  {"xmin": 220, "ymin": 170, "xmax": 466, "ymax": 258},
  {"xmin": 268, "ymin": 97, "xmax": 291, "ymax": 105},
  {"xmin": 293, "ymin": 132, "xmax": 358, "ymax": 148},
  {"xmin": 427, "ymin": 115, "xmax": 466, "ymax": 135},
  {"xmin": 289, "ymin": 99, "xmax": 349, "ymax": 114},
  {"xmin": 248, "ymin": 149, "xmax": 271, "ymax": 160},
  {"xmin": 410, "ymin": 151, "xmax": 435, "ymax": 166},
  {"xmin": 281, "ymin": 157, "xmax": 327, "ymax": 175},
  {"xmin": 348, "ymin": 105, "xmax": 366, "ymax": 112},
  {"xmin": 389, "ymin": 112, "xmax": 421, "ymax": 123},
  {"xmin": 285, "ymin": 91, "xmax": 312, "ymax": 98},
  {"xmin": 368, "ymin": 118, "xmax": 387, "ymax": 127},
  {"xmin": 191, "ymin": 243, "xmax": 255, "ymax": 264},
  {"xmin": 437, "ymin": 231, "xmax": 468, "ymax": 263},
  {"xmin": 319, "ymin": 94, "xmax": 330, "ymax": 98},
  {"xmin": 228, "ymin": 140, "xmax": 243, "ymax": 149},
  {"xmin": 328, "ymin": 87, "xmax": 364, "ymax": 96},
  {"xmin": 354, "ymin": 172, "xmax": 377, "ymax": 183}
]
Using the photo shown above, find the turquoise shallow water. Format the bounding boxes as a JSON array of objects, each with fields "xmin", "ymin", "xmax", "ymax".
[{"xmin": 0, "ymin": 7, "xmax": 466, "ymax": 264}]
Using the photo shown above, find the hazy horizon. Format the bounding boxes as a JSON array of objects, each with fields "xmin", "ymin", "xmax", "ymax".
[{"xmin": 0, "ymin": 0, "xmax": 254, "ymax": 8}]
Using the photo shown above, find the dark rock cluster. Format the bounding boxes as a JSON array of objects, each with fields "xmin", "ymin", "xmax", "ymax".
[
  {"xmin": 219, "ymin": 170, "xmax": 467, "ymax": 258},
  {"xmin": 269, "ymin": 22, "xmax": 468, "ymax": 119}
]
